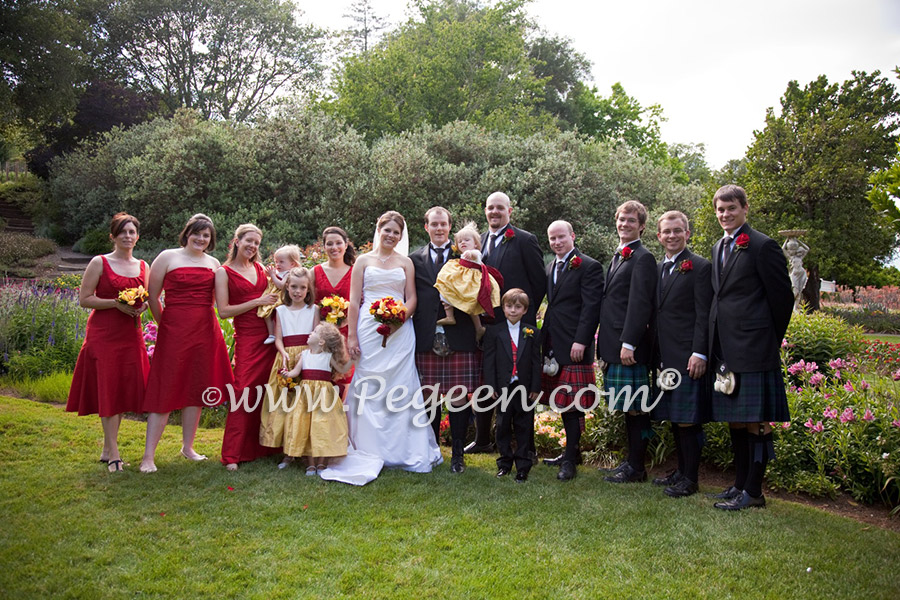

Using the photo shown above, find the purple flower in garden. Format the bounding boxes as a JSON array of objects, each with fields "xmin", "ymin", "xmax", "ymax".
[
  {"xmin": 810, "ymin": 373, "xmax": 824, "ymax": 386},
  {"xmin": 840, "ymin": 408, "xmax": 855, "ymax": 423},
  {"xmin": 863, "ymin": 409, "xmax": 875, "ymax": 422},
  {"xmin": 823, "ymin": 406, "xmax": 838, "ymax": 419},
  {"xmin": 844, "ymin": 382, "xmax": 854, "ymax": 393}
]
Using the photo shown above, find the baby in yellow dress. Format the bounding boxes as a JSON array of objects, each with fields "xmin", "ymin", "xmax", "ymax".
[
  {"xmin": 258, "ymin": 245, "xmax": 303, "ymax": 344},
  {"xmin": 433, "ymin": 222, "xmax": 503, "ymax": 342}
]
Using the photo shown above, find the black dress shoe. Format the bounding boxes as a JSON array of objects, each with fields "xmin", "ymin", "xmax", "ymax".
[
  {"xmin": 597, "ymin": 461, "xmax": 628, "ymax": 474},
  {"xmin": 465, "ymin": 442, "xmax": 495, "ymax": 454},
  {"xmin": 714, "ymin": 490, "xmax": 766, "ymax": 510},
  {"xmin": 603, "ymin": 463, "xmax": 647, "ymax": 483},
  {"xmin": 664, "ymin": 478, "xmax": 698, "ymax": 498},
  {"xmin": 496, "ymin": 467, "xmax": 511, "ymax": 478},
  {"xmin": 557, "ymin": 460, "xmax": 576, "ymax": 481},
  {"xmin": 515, "ymin": 470, "xmax": 528, "ymax": 483},
  {"xmin": 450, "ymin": 455, "xmax": 465, "ymax": 474},
  {"xmin": 707, "ymin": 485, "xmax": 742, "ymax": 500},
  {"xmin": 652, "ymin": 469, "xmax": 682, "ymax": 486},
  {"xmin": 544, "ymin": 453, "xmax": 583, "ymax": 467}
]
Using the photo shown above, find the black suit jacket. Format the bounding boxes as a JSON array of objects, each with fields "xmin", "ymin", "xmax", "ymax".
[
  {"xmin": 655, "ymin": 249, "xmax": 712, "ymax": 373},
  {"xmin": 483, "ymin": 320, "xmax": 541, "ymax": 394},
  {"xmin": 410, "ymin": 245, "xmax": 478, "ymax": 353},
  {"xmin": 481, "ymin": 225, "xmax": 547, "ymax": 324},
  {"xmin": 542, "ymin": 249, "xmax": 603, "ymax": 366},
  {"xmin": 597, "ymin": 240, "xmax": 656, "ymax": 365},
  {"xmin": 709, "ymin": 225, "xmax": 793, "ymax": 372}
]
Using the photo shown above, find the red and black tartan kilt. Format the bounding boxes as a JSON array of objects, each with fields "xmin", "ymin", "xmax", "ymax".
[
  {"xmin": 541, "ymin": 364, "xmax": 596, "ymax": 409},
  {"xmin": 415, "ymin": 351, "xmax": 482, "ymax": 395}
]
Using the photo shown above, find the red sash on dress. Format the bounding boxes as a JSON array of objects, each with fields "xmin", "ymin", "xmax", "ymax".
[
  {"xmin": 301, "ymin": 369, "xmax": 332, "ymax": 381},
  {"xmin": 458, "ymin": 259, "xmax": 504, "ymax": 317},
  {"xmin": 283, "ymin": 334, "xmax": 309, "ymax": 347}
]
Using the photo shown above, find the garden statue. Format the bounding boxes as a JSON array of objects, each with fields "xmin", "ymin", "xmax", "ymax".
[{"xmin": 780, "ymin": 230, "xmax": 809, "ymax": 311}]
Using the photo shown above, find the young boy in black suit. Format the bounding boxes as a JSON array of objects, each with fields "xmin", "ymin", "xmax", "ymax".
[{"xmin": 483, "ymin": 288, "xmax": 541, "ymax": 482}]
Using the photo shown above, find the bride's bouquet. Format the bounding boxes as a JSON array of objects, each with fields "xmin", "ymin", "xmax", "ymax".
[
  {"xmin": 319, "ymin": 294, "xmax": 350, "ymax": 327},
  {"xmin": 369, "ymin": 296, "xmax": 407, "ymax": 347}
]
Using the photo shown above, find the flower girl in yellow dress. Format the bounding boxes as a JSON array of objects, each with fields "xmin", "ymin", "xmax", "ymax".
[
  {"xmin": 280, "ymin": 321, "xmax": 352, "ymax": 475},
  {"xmin": 434, "ymin": 222, "xmax": 503, "ymax": 342}
]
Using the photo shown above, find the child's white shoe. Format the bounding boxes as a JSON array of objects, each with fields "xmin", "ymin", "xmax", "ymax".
[
  {"xmin": 263, "ymin": 335, "xmax": 276, "ymax": 345},
  {"xmin": 278, "ymin": 456, "xmax": 294, "ymax": 469}
]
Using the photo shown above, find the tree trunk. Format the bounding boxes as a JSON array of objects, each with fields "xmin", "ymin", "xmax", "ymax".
[{"xmin": 802, "ymin": 264, "xmax": 820, "ymax": 311}]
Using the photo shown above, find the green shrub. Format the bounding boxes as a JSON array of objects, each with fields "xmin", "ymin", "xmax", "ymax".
[
  {"xmin": 821, "ymin": 305, "xmax": 900, "ymax": 334},
  {"xmin": 73, "ymin": 229, "xmax": 112, "ymax": 255},
  {"xmin": 1, "ymin": 371, "xmax": 73, "ymax": 403},
  {"xmin": 784, "ymin": 310, "xmax": 865, "ymax": 366}
]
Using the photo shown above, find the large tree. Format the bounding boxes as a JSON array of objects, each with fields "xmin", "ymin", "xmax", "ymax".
[
  {"xmin": 745, "ymin": 70, "xmax": 900, "ymax": 309},
  {"xmin": 104, "ymin": 0, "xmax": 325, "ymax": 121},
  {"xmin": 327, "ymin": 0, "xmax": 552, "ymax": 140}
]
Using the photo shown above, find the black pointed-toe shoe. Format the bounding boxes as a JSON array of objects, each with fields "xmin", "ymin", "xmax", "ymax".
[
  {"xmin": 707, "ymin": 485, "xmax": 742, "ymax": 500},
  {"xmin": 714, "ymin": 490, "xmax": 766, "ymax": 511},
  {"xmin": 652, "ymin": 469, "xmax": 682, "ymax": 486},
  {"xmin": 664, "ymin": 478, "xmax": 698, "ymax": 498},
  {"xmin": 603, "ymin": 463, "xmax": 647, "ymax": 483},
  {"xmin": 597, "ymin": 461, "xmax": 628, "ymax": 474}
]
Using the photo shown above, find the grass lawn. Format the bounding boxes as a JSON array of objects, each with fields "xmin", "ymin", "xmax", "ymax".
[
  {"xmin": 1, "ymin": 396, "xmax": 898, "ymax": 599},
  {"xmin": 865, "ymin": 333, "xmax": 900, "ymax": 343}
]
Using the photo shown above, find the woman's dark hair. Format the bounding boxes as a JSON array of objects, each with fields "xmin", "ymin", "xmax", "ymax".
[{"xmin": 110, "ymin": 212, "xmax": 140, "ymax": 237}]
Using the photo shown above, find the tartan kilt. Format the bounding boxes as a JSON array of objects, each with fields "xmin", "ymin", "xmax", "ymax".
[
  {"xmin": 711, "ymin": 369, "xmax": 790, "ymax": 423},
  {"xmin": 415, "ymin": 351, "xmax": 482, "ymax": 396},
  {"xmin": 651, "ymin": 373, "xmax": 711, "ymax": 424},
  {"xmin": 604, "ymin": 363, "xmax": 651, "ymax": 413},
  {"xmin": 541, "ymin": 364, "xmax": 596, "ymax": 410}
]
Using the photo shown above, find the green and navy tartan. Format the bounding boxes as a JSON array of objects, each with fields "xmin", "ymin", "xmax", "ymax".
[
  {"xmin": 652, "ymin": 374, "xmax": 711, "ymax": 424},
  {"xmin": 603, "ymin": 363, "xmax": 651, "ymax": 413},
  {"xmin": 711, "ymin": 369, "xmax": 790, "ymax": 423}
]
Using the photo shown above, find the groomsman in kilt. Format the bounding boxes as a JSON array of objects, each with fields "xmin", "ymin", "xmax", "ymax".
[
  {"xmin": 597, "ymin": 200, "xmax": 657, "ymax": 483},
  {"xmin": 468, "ymin": 191, "xmax": 546, "ymax": 453},
  {"xmin": 411, "ymin": 206, "xmax": 481, "ymax": 473},
  {"xmin": 540, "ymin": 220, "xmax": 603, "ymax": 481},
  {"xmin": 651, "ymin": 210, "xmax": 712, "ymax": 497},
  {"xmin": 709, "ymin": 185, "xmax": 793, "ymax": 510}
]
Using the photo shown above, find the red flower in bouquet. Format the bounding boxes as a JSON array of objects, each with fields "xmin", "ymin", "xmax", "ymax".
[
  {"xmin": 319, "ymin": 294, "xmax": 349, "ymax": 327},
  {"xmin": 369, "ymin": 296, "xmax": 408, "ymax": 347},
  {"xmin": 677, "ymin": 260, "xmax": 693, "ymax": 273},
  {"xmin": 620, "ymin": 246, "xmax": 633, "ymax": 261},
  {"xmin": 735, "ymin": 233, "xmax": 749, "ymax": 250}
]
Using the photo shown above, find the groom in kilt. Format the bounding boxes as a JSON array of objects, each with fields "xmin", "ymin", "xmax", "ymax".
[
  {"xmin": 708, "ymin": 185, "xmax": 793, "ymax": 510},
  {"xmin": 540, "ymin": 220, "xmax": 603, "ymax": 481},
  {"xmin": 597, "ymin": 200, "xmax": 657, "ymax": 483},
  {"xmin": 411, "ymin": 206, "xmax": 482, "ymax": 473},
  {"xmin": 651, "ymin": 210, "xmax": 713, "ymax": 497}
]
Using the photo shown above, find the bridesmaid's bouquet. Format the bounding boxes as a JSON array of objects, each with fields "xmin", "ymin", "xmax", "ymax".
[
  {"xmin": 319, "ymin": 294, "xmax": 350, "ymax": 327},
  {"xmin": 276, "ymin": 371, "xmax": 300, "ymax": 390},
  {"xmin": 369, "ymin": 296, "xmax": 407, "ymax": 347},
  {"xmin": 117, "ymin": 285, "xmax": 149, "ymax": 328}
]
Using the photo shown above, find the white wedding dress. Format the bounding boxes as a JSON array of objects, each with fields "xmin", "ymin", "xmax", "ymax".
[{"xmin": 320, "ymin": 267, "xmax": 442, "ymax": 485}]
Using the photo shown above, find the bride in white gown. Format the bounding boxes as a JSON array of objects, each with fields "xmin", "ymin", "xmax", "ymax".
[{"xmin": 320, "ymin": 211, "xmax": 442, "ymax": 485}]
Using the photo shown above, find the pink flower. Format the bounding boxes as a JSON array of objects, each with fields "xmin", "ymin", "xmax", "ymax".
[
  {"xmin": 829, "ymin": 358, "xmax": 848, "ymax": 369},
  {"xmin": 824, "ymin": 393, "xmax": 833, "ymax": 400},
  {"xmin": 860, "ymin": 380, "xmax": 870, "ymax": 390},
  {"xmin": 788, "ymin": 361, "xmax": 805, "ymax": 375},
  {"xmin": 840, "ymin": 408, "xmax": 855, "ymax": 423},
  {"xmin": 834, "ymin": 369, "xmax": 842, "ymax": 380},
  {"xmin": 843, "ymin": 382, "xmax": 854, "ymax": 393},
  {"xmin": 823, "ymin": 406, "xmax": 838, "ymax": 419},
  {"xmin": 892, "ymin": 420, "xmax": 900, "ymax": 428},
  {"xmin": 782, "ymin": 422, "xmax": 791, "ymax": 429},
  {"xmin": 809, "ymin": 373, "xmax": 824, "ymax": 386},
  {"xmin": 804, "ymin": 419, "xmax": 824, "ymax": 433},
  {"xmin": 863, "ymin": 409, "xmax": 875, "ymax": 422},
  {"xmin": 781, "ymin": 338, "xmax": 789, "ymax": 349},
  {"xmin": 805, "ymin": 361, "xmax": 818, "ymax": 373}
]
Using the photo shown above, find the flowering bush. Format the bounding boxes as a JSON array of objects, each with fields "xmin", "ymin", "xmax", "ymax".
[
  {"xmin": 822, "ymin": 305, "xmax": 900, "ymax": 334},
  {"xmin": 823, "ymin": 285, "xmax": 900, "ymax": 311}
]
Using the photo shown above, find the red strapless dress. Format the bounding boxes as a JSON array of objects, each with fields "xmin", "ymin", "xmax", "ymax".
[
  {"xmin": 314, "ymin": 264, "xmax": 354, "ymax": 392},
  {"xmin": 220, "ymin": 263, "xmax": 280, "ymax": 464},
  {"xmin": 66, "ymin": 256, "xmax": 150, "ymax": 417},
  {"xmin": 143, "ymin": 267, "xmax": 233, "ymax": 413}
]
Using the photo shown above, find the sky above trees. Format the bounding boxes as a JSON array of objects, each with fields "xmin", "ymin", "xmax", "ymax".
[{"xmin": 298, "ymin": 0, "xmax": 900, "ymax": 169}]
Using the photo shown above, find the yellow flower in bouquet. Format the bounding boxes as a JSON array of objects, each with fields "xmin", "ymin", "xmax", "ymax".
[
  {"xmin": 277, "ymin": 372, "xmax": 299, "ymax": 390},
  {"xmin": 117, "ymin": 285, "xmax": 149, "ymax": 306},
  {"xmin": 319, "ymin": 294, "xmax": 350, "ymax": 326}
]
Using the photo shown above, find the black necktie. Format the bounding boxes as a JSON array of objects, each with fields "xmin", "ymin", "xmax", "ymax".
[
  {"xmin": 662, "ymin": 261, "xmax": 673, "ymax": 284},
  {"xmin": 554, "ymin": 260, "xmax": 565, "ymax": 285},
  {"xmin": 721, "ymin": 236, "xmax": 733, "ymax": 268},
  {"xmin": 485, "ymin": 233, "xmax": 498, "ymax": 257},
  {"xmin": 432, "ymin": 245, "xmax": 445, "ymax": 266}
]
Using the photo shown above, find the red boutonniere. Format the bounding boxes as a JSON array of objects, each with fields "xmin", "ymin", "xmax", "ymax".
[
  {"xmin": 523, "ymin": 327, "xmax": 534, "ymax": 338},
  {"xmin": 569, "ymin": 256, "xmax": 582, "ymax": 269},
  {"xmin": 502, "ymin": 228, "xmax": 515, "ymax": 243},
  {"xmin": 677, "ymin": 259, "xmax": 692, "ymax": 273},
  {"xmin": 735, "ymin": 233, "xmax": 750, "ymax": 250},
  {"xmin": 620, "ymin": 246, "xmax": 633, "ymax": 261}
]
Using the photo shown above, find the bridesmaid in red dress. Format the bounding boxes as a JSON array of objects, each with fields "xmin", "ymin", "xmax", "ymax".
[
  {"xmin": 67, "ymin": 213, "xmax": 150, "ymax": 472},
  {"xmin": 215, "ymin": 224, "xmax": 279, "ymax": 471},
  {"xmin": 139, "ymin": 214, "xmax": 234, "ymax": 473},
  {"xmin": 313, "ymin": 226, "xmax": 356, "ymax": 396}
]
